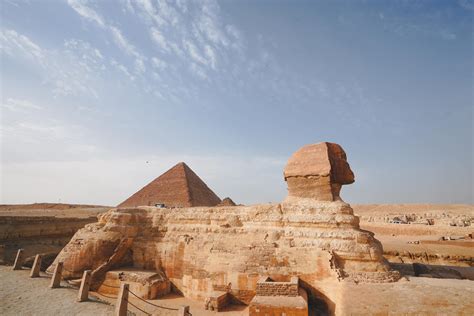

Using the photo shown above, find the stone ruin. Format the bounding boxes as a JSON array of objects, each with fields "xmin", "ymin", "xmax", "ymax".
[{"xmin": 47, "ymin": 142, "xmax": 400, "ymax": 314}]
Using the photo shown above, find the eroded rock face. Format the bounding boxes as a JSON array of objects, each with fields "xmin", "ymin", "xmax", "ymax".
[
  {"xmin": 48, "ymin": 142, "xmax": 398, "ymax": 310},
  {"xmin": 284, "ymin": 142, "xmax": 354, "ymax": 201}
]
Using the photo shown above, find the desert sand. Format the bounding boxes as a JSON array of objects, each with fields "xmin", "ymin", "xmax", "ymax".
[
  {"xmin": 0, "ymin": 265, "xmax": 250, "ymax": 316},
  {"xmin": 353, "ymin": 204, "xmax": 473, "ymax": 269},
  {"xmin": 0, "ymin": 266, "xmax": 113, "ymax": 315}
]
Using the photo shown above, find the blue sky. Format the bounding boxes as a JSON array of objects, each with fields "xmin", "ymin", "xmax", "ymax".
[{"xmin": 1, "ymin": 0, "xmax": 472, "ymax": 205}]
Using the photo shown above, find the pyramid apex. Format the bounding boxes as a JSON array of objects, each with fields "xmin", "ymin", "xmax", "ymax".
[{"xmin": 174, "ymin": 161, "xmax": 189, "ymax": 168}]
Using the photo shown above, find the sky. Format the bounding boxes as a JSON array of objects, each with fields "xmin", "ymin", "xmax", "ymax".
[{"xmin": 1, "ymin": 0, "xmax": 473, "ymax": 206}]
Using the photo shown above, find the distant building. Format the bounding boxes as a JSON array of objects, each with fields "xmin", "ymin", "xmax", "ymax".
[
  {"xmin": 389, "ymin": 217, "xmax": 407, "ymax": 224},
  {"xmin": 217, "ymin": 197, "xmax": 237, "ymax": 206}
]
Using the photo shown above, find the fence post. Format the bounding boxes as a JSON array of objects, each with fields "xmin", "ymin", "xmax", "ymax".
[
  {"xmin": 50, "ymin": 262, "xmax": 63, "ymax": 288},
  {"xmin": 77, "ymin": 270, "xmax": 91, "ymax": 302},
  {"xmin": 115, "ymin": 283, "xmax": 129, "ymax": 316},
  {"xmin": 12, "ymin": 249, "xmax": 24, "ymax": 270},
  {"xmin": 178, "ymin": 305, "xmax": 190, "ymax": 316},
  {"xmin": 30, "ymin": 254, "xmax": 42, "ymax": 278}
]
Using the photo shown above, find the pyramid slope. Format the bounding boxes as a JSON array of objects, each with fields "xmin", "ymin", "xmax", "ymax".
[
  {"xmin": 182, "ymin": 163, "xmax": 222, "ymax": 207},
  {"xmin": 118, "ymin": 162, "xmax": 221, "ymax": 208}
]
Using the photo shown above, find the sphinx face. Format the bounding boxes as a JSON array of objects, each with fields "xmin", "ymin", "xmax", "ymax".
[{"xmin": 326, "ymin": 142, "xmax": 355, "ymax": 185}]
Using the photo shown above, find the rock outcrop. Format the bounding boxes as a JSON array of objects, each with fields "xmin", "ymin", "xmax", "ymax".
[{"xmin": 49, "ymin": 142, "xmax": 399, "ymax": 312}]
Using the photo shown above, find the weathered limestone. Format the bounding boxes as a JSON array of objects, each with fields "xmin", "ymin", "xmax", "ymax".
[
  {"xmin": 0, "ymin": 245, "xmax": 5, "ymax": 264},
  {"xmin": 12, "ymin": 248, "xmax": 24, "ymax": 270},
  {"xmin": 97, "ymin": 269, "xmax": 170, "ymax": 299},
  {"xmin": 29, "ymin": 254, "xmax": 41, "ymax": 278},
  {"xmin": 48, "ymin": 142, "xmax": 399, "ymax": 313},
  {"xmin": 115, "ymin": 283, "xmax": 129, "ymax": 316},
  {"xmin": 178, "ymin": 305, "xmax": 190, "ymax": 316},
  {"xmin": 284, "ymin": 142, "xmax": 354, "ymax": 201},
  {"xmin": 204, "ymin": 292, "xmax": 230, "ymax": 311},
  {"xmin": 50, "ymin": 261, "xmax": 63, "ymax": 288},
  {"xmin": 77, "ymin": 270, "xmax": 91, "ymax": 302}
]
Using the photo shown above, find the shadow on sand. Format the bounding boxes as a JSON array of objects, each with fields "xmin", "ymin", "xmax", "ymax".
[{"xmin": 390, "ymin": 262, "xmax": 474, "ymax": 280}]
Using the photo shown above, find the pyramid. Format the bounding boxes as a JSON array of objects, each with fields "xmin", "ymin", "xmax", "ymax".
[{"xmin": 118, "ymin": 162, "xmax": 221, "ymax": 208}]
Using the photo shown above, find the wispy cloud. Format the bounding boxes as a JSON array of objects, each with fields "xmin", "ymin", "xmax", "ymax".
[
  {"xmin": 67, "ymin": 0, "xmax": 147, "ymax": 77},
  {"xmin": 125, "ymin": 0, "xmax": 243, "ymax": 80},
  {"xmin": 150, "ymin": 27, "xmax": 170, "ymax": 52},
  {"xmin": 1, "ymin": 30, "xmax": 106, "ymax": 98},
  {"xmin": 151, "ymin": 57, "xmax": 167, "ymax": 70},
  {"xmin": 109, "ymin": 26, "xmax": 139, "ymax": 58},
  {"xmin": 183, "ymin": 39, "xmax": 209, "ymax": 66},
  {"xmin": 0, "ymin": 29, "xmax": 44, "ymax": 61},
  {"xmin": 1, "ymin": 98, "xmax": 42, "ymax": 113},
  {"xmin": 373, "ymin": 3, "xmax": 461, "ymax": 41},
  {"xmin": 110, "ymin": 59, "xmax": 135, "ymax": 81},
  {"xmin": 67, "ymin": 0, "xmax": 105, "ymax": 27}
]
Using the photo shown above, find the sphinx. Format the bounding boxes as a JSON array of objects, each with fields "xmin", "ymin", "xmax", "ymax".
[{"xmin": 47, "ymin": 142, "xmax": 399, "ymax": 313}]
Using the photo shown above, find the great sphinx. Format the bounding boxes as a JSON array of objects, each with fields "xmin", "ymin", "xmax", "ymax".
[{"xmin": 47, "ymin": 142, "xmax": 399, "ymax": 313}]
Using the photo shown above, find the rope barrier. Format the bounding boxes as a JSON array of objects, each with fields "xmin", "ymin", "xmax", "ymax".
[
  {"xmin": 128, "ymin": 289, "xmax": 179, "ymax": 311},
  {"xmin": 100, "ymin": 282, "xmax": 121, "ymax": 289},
  {"xmin": 125, "ymin": 297, "xmax": 152, "ymax": 315},
  {"xmin": 94, "ymin": 292, "xmax": 117, "ymax": 300},
  {"xmin": 65, "ymin": 280, "xmax": 78, "ymax": 287}
]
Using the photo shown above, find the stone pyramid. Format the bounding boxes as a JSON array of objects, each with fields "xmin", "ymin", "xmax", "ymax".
[{"xmin": 118, "ymin": 162, "xmax": 221, "ymax": 208}]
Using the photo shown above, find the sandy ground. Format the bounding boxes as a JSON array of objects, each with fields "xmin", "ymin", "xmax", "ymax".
[
  {"xmin": 0, "ymin": 266, "xmax": 114, "ymax": 316},
  {"xmin": 0, "ymin": 265, "xmax": 248, "ymax": 316},
  {"xmin": 355, "ymin": 205, "xmax": 473, "ymax": 265},
  {"xmin": 338, "ymin": 276, "xmax": 474, "ymax": 315},
  {"xmin": 353, "ymin": 203, "xmax": 473, "ymax": 216},
  {"xmin": 377, "ymin": 234, "xmax": 474, "ymax": 257}
]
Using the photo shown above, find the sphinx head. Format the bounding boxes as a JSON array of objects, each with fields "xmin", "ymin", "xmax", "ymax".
[{"xmin": 284, "ymin": 142, "xmax": 355, "ymax": 201}]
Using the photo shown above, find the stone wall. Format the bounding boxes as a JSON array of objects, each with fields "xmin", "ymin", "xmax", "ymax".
[
  {"xmin": 0, "ymin": 216, "xmax": 97, "ymax": 263},
  {"xmin": 255, "ymin": 276, "xmax": 299, "ymax": 297},
  {"xmin": 0, "ymin": 216, "xmax": 97, "ymax": 240},
  {"xmin": 249, "ymin": 287, "xmax": 309, "ymax": 316}
]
